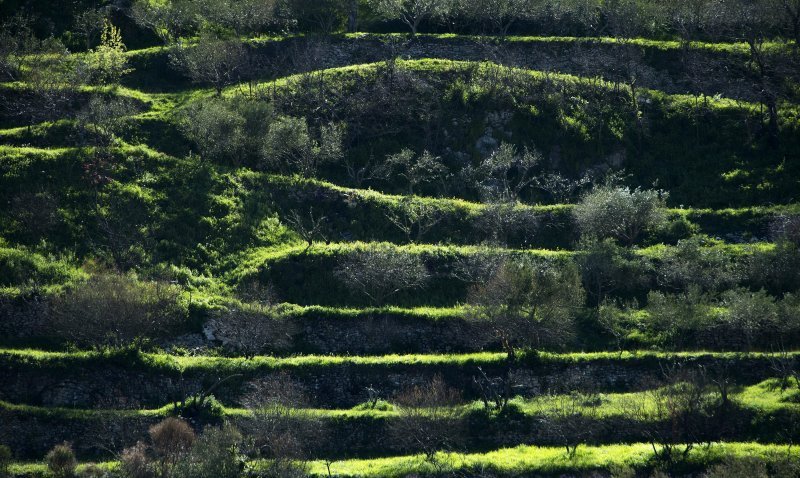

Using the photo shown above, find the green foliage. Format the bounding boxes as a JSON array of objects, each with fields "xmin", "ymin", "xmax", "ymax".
[
  {"xmin": 172, "ymin": 423, "xmax": 244, "ymax": 478},
  {"xmin": 574, "ymin": 186, "xmax": 668, "ymax": 245},
  {"xmin": 46, "ymin": 443, "xmax": 77, "ymax": 478},
  {"xmin": 83, "ymin": 21, "xmax": 133, "ymax": 85},
  {"xmin": 0, "ymin": 247, "xmax": 84, "ymax": 294}
]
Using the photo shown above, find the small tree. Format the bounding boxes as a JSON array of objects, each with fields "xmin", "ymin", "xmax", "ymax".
[
  {"xmin": 84, "ymin": 20, "xmax": 132, "ymax": 85},
  {"xmin": 178, "ymin": 100, "xmax": 247, "ymax": 163},
  {"xmin": 243, "ymin": 374, "xmax": 322, "ymax": 477},
  {"xmin": 466, "ymin": 258, "xmax": 583, "ymax": 411},
  {"xmin": 370, "ymin": 0, "xmax": 451, "ymax": 35},
  {"xmin": 467, "ymin": 258, "xmax": 584, "ymax": 360},
  {"xmin": 384, "ymin": 198, "xmax": 443, "ymax": 243},
  {"xmin": 383, "ymin": 149, "xmax": 448, "ymax": 195},
  {"xmin": 574, "ymin": 186, "xmax": 668, "ymax": 245},
  {"xmin": 261, "ymin": 117, "xmax": 345, "ymax": 177},
  {"xmin": 284, "ymin": 208, "xmax": 329, "ymax": 251},
  {"xmin": 389, "ymin": 375, "xmax": 464, "ymax": 470},
  {"xmin": 624, "ymin": 364, "xmax": 720, "ymax": 463},
  {"xmin": 334, "ymin": 247, "xmax": 430, "ymax": 305},
  {"xmin": 207, "ymin": 303, "xmax": 297, "ymax": 358},
  {"xmin": 475, "ymin": 202, "xmax": 540, "ymax": 247},
  {"xmin": 170, "ymin": 36, "xmax": 248, "ymax": 95},
  {"xmin": 172, "ymin": 423, "xmax": 244, "ymax": 478},
  {"xmin": 73, "ymin": 7, "xmax": 107, "ymax": 50},
  {"xmin": 472, "ymin": 143, "xmax": 541, "ymax": 203},
  {"xmin": 544, "ymin": 391, "xmax": 602, "ymax": 458},
  {"xmin": 46, "ymin": 442, "xmax": 77, "ymax": 478},
  {"xmin": 76, "ymin": 96, "xmax": 139, "ymax": 147}
]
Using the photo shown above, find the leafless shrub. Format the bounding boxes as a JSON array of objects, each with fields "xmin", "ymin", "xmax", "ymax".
[
  {"xmin": 243, "ymin": 374, "xmax": 322, "ymax": 477},
  {"xmin": 334, "ymin": 247, "xmax": 430, "ymax": 305},
  {"xmin": 48, "ymin": 273, "xmax": 187, "ymax": 349},
  {"xmin": 389, "ymin": 375, "xmax": 464, "ymax": 470},
  {"xmin": 120, "ymin": 441, "xmax": 156, "ymax": 478},
  {"xmin": 207, "ymin": 303, "xmax": 298, "ymax": 358}
]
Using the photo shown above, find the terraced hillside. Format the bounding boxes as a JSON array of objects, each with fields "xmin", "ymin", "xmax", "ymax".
[{"xmin": 2, "ymin": 1, "xmax": 800, "ymax": 477}]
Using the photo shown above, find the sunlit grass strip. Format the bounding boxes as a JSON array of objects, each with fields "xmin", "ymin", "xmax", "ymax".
[
  {"xmin": 2, "ymin": 348, "xmax": 797, "ymax": 374},
  {"xmin": 300, "ymin": 442, "xmax": 797, "ymax": 477},
  {"xmin": 225, "ymin": 58, "xmax": 777, "ymax": 114},
  {"xmin": 6, "ymin": 442, "xmax": 796, "ymax": 477},
  {"xmin": 3, "ymin": 378, "xmax": 796, "ymax": 419}
]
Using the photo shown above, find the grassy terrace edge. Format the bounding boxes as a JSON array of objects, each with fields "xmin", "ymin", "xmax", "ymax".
[
  {"xmin": 3, "ymin": 348, "xmax": 797, "ymax": 371},
  {"xmin": 7, "ymin": 442, "xmax": 799, "ymax": 478}
]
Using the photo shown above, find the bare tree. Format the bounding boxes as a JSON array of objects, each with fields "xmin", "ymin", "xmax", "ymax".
[
  {"xmin": 544, "ymin": 391, "xmax": 602, "ymax": 458},
  {"xmin": 284, "ymin": 208, "xmax": 329, "ymax": 252},
  {"xmin": 334, "ymin": 247, "xmax": 430, "ymax": 305},
  {"xmin": 384, "ymin": 197, "xmax": 443, "ymax": 243},
  {"xmin": 206, "ymin": 303, "xmax": 297, "ymax": 358},
  {"xmin": 170, "ymin": 35, "xmax": 248, "ymax": 95},
  {"xmin": 243, "ymin": 374, "xmax": 324, "ymax": 477},
  {"xmin": 623, "ymin": 364, "xmax": 721, "ymax": 463},
  {"xmin": 389, "ymin": 375, "xmax": 464, "ymax": 470}
]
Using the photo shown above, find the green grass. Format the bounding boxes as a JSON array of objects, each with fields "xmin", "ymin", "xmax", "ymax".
[{"xmin": 9, "ymin": 442, "xmax": 796, "ymax": 478}]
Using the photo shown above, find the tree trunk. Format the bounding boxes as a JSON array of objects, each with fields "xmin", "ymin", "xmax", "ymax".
[{"xmin": 348, "ymin": 0, "xmax": 358, "ymax": 33}]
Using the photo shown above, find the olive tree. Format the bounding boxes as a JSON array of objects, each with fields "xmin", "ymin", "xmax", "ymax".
[
  {"xmin": 334, "ymin": 247, "xmax": 430, "ymax": 305},
  {"xmin": 370, "ymin": 0, "xmax": 451, "ymax": 35},
  {"xmin": 261, "ymin": 116, "xmax": 345, "ymax": 177},
  {"xmin": 573, "ymin": 186, "xmax": 668, "ymax": 245},
  {"xmin": 467, "ymin": 258, "xmax": 584, "ymax": 360},
  {"xmin": 471, "ymin": 143, "xmax": 542, "ymax": 203},
  {"xmin": 382, "ymin": 148, "xmax": 448, "ymax": 195},
  {"xmin": 178, "ymin": 100, "xmax": 246, "ymax": 163}
]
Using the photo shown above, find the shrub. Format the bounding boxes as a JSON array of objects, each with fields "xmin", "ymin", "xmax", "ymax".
[
  {"xmin": 46, "ymin": 442, "xmax": 77, "ymax": 478},
  {"xmin": 82, "ymin": 20, "xmax": 132, "ymax": 85},
  {"xmin": 704, "ymin": 455, "xmax": 769, "ymax": 478},
  {"xmin": 574, "ymin": 186, "xmax": 668, "ymax": 245},
  {"xmin": 172, "ymin": 423, "xmax": 244, "ymax": 478},
  {"xmin": 48, "ymin": 273, "xmax": 187, "ymax": 348},
  {"xmin": 149, "ymin": 418, "xmax": 196, "ymax": 470},
  {"xmin": 120, "ymin": 442, "xmax": 155, "ymax": 478},
  {"xmin": 658, "ymin": 236, "xmax": 741, "ymax": 294},
  {"xmin": 178, "ymin": 100, "xmax": 247, "ymax": 163},
  {"xmin": 389, "ymin": 374, "xmax": 464, "ymax": 467}
]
